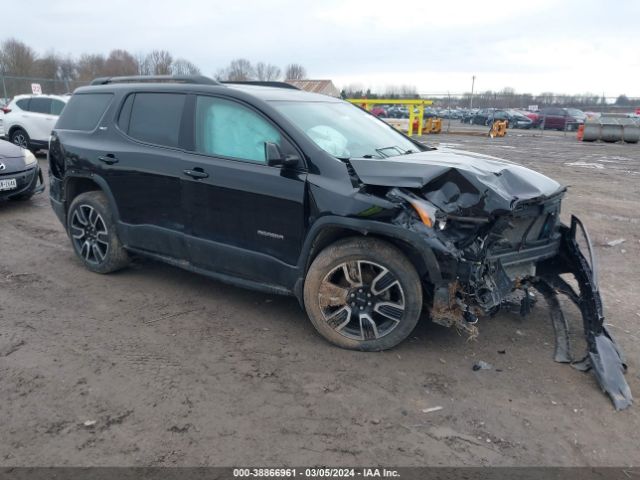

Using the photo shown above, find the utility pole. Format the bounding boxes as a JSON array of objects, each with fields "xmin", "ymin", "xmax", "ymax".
[
  {"xmin": 470, "ymin": 75, "xmax": 476, "ymax": 109},
  {"xmin": 0, "ymin": 67, "xmax": 7, "ymax": 102}
]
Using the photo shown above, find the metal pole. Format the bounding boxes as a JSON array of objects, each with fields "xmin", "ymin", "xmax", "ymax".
[
  {"xmin": 447, "ymin": 91, "xmax": 451, "ymax": 133},
  {"xmin": 470, "ymin": 75, "xmax": 475, "ymax": 109},
  {"xmin": 1, "ymin": 70, "xmax": 7, "ymax": 102}
]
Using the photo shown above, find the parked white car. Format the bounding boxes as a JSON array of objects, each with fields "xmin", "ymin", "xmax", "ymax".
[{"xmin": 2, "ymin": 94, "xmax": 68, "ymax": 151}]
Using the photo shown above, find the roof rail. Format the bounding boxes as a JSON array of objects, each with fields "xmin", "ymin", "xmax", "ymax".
[
  {"xmin": 90, "ymin": 75, "xmax": 221, "ymax": 86},
  {"xmin": 222, "ymin": 81, "xmax": 299, "ymax": 90}
]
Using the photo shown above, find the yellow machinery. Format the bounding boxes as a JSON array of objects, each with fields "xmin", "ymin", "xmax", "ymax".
[
  {"xmin": 489, "ymin": 120, "xmax": 508, "ymax": 138},
  {"xmin": 425, "ymin": 117, "xmax": 442, "ymax": 134},
  {"xmin": 346, "ymin": 98, "xmax": 434, "ymax": 136}
]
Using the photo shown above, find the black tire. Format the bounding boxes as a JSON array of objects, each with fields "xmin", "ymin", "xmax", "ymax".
[
  {"xmin": 66, "ymin": 191, "xmax": 130, "ymax": 274},
  {"xmin": 303, "ymin": 237, "xmax": 422, "ymax": 351},
  {"xmin": 10, "ymin": 128, "xmax": 30, "ymax": 149}
]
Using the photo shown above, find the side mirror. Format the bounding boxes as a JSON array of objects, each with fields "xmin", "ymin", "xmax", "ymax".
[{"xmin": 265, "ymin": 142, "xmax": 299, "ymax": 167}]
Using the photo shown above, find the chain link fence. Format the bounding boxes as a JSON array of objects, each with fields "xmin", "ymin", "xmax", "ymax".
[{"xmin": 1, "ymin": 75, "xmax": 90, "ymax": 103}]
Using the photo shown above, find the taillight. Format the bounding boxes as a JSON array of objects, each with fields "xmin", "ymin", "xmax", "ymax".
[{"xmin": 1, "ymin": 107, "xmax": 10, "ymax": 114}]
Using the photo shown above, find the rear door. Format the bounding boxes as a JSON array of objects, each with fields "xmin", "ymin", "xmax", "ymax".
[
  {"xmin": 27, "ymin": 96, "xmax": 56, "ymax": 142},
  {"xmin": 100, "ymin": 91, "xmax": 191, "ymax": 258},
  {"xmin": 181, "ymin": 94, "xmax": 307, "ymax": 287}
]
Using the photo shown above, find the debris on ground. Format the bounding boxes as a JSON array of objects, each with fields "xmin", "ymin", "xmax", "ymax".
[
  {"xmin": 83, "ymin": 420, "xmax": 96, "ymax": 427},
  {"xmin": 422, "ymin": 406, "xmax": 444, "ymax": 414},
  {"xmin": 472, "ymin": 361, "xmax": 493, "ymax": 371},
  {"xmin": 605, "ymin": 238, "xmax": 626, "ymax": 247},
  {"xmin": 498, "ymin": 349, "xmax": 506, "ymax": 354}
]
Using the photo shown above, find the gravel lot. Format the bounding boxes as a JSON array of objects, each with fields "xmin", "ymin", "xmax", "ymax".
[{"xmin": 1, "ymin": 129, "xmax": 639, "ymax": 467}]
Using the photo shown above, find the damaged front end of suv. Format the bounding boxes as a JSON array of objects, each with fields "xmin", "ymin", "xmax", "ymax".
[{"xmin": 348, "ymin": 148, "xmax": 632, "ymax": 410}]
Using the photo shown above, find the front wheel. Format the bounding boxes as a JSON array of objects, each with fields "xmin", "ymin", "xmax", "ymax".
[
  {"xmin": 67, "ymin": 191, "xmax": 130, "ymax": 273},
  {"xmin": 303, "ymin": 238, "xmax": 423, "ymax": 351}
]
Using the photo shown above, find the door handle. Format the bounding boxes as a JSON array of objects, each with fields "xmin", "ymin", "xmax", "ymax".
[
  {"xmin": 98, "ymin": 154, "xmax": 119, "ymax": 165},
  {"xmin": 183, "ymin": 168, "xmax": 209, "ymax": 179}
]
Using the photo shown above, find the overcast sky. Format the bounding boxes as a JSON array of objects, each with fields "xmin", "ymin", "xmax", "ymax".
[{"xmin": 5, "ymin": 0, "xmax": 639, "ymax": 96}]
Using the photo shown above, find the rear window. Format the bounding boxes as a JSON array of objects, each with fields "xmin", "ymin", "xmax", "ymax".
[
  {"xmin": 126, "ymin": 93, "xmax": 185, "ymax": 148},
  {"xmin": 56, "ymin": 93, "xmax": 113, "ymax": 131}
]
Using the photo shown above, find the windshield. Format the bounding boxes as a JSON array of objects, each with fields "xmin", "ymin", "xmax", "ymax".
[{"xmin": 271, "ymin": 101, "xmax": 421, "ymax": 159}]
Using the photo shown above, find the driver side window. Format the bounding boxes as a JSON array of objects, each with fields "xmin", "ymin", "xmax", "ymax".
[{"xmin": 195, "ymin": 96, "xmax": 282, "ymax": 164}]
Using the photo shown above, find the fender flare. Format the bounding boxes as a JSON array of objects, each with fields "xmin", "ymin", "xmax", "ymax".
[
  {"xmin": 62, "ymin": 173, "xmax": 121, "ymax": 224},
  {"xmin": 297, "ymin": 216, "xmax": 443, "ymax": 284}
]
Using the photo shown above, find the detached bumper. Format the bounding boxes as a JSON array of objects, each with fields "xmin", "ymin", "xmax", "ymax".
[{"xmin": 537, "ymin": 216, "xmax": 632, "ymax": 410}]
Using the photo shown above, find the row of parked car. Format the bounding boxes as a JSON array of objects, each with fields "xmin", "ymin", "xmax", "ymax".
[
  {"xmin": 460, "ymin": 107, "xmax": 589, "ymax": 130},
  {"xmin": 367, "ymin": 104, "xmax": 595, "ymax": 131},
  {"xmin": 0, "ymin": 93, "xmax": 69, "ymax": 202}
]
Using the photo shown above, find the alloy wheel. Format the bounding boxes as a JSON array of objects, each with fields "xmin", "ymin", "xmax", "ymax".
[
  {"xmin": 317, "ymin": 260, "xmax": 405, "ymax": 341},
  {"xmin": 12, "ymin": 132, "xmax": 27, "ymax": 148},
  {"xmin": 69, "ymin": 204, "xmax": 109, "ymax": 265}
]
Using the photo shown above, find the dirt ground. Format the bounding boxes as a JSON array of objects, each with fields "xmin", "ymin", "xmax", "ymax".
[{"xmin": 1, "ymin": 128, "xmax": 639, "ymax": 467}]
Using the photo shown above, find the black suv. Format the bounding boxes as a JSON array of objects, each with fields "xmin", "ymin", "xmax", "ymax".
[{"xmin": 49, "ymin": 76, "xmax": 630, "ymax": 408}]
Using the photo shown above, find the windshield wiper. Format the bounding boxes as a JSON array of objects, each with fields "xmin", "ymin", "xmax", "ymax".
[{"xmin": 375, "ymin": 146, "xmax": 407, "ymax": 157}]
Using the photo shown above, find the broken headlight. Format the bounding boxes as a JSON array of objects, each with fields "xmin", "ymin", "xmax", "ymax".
[
  {"xmin": 407, "ymin": 196, "xmax": 446, "ymax": 230},
  {"xmin": 390, "ymin": 188, "xmax": 446, "ymax": 230}
]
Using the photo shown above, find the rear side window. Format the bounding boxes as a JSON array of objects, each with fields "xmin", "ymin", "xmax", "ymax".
[
  {"xmin": 30, "ymin": 97, "xmax": 52, "ymax": 114},
  {"xmin": 126, "ymin": 93, "xmax": 185, "ymax": 148},
  {"xmin": 56, "ymin": 93, "xmax": 113, "ymax": 131},
  {"xmin": 51, "ymin": 99, "xmax": 66, "ymax": 115},
  {"xmin": 16, "ymin": 98, "xmax": 30, "ymax": 110}
]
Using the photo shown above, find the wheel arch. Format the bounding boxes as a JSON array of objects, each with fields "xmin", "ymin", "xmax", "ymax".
[
  {"xmin": 8, "ymin": 124, "xmax": 27, "ymax": 137},
  {"xmin": 297, "ymin": 217, "xmax": 442, "ymax": 301},
  {"xmin": 63, "ymin": 174, "xmax": 121, "ymax": 226}
]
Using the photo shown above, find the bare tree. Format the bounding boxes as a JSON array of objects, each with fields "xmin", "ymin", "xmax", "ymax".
[
  {"xmin": 217, "ymin": 58, "xmax": 255, "ymax": 81},
  {"xmin": 76, "ymin": 53, "xmax": 106, "ymax": 82},
  {"xmin": 0, "ymin": 38, "xmax": 36, "ymax": 75},
  {"xmin": 58, "ymin": 55, "xmax": 77, "ymax": 82},
  {"xmin": 172, "ymin": 58, "xmax": 201, "ymax": 76},
  {"xmin": 33, "ymin": 51, "xmax": 60, "ymax": 79},
  {"xmin": 255, "ymin": 62, "xmax": 281, "ymax": 81},
  {"xmin": 145, "ymin": 50, "xmax": 173, "ymax": 75},
  {"xmin": 135, "ymin": 52, "xmax": 151, "ymax": 75},
  {"xmin": 104, "ymin": 49, "xmax": 138, "ymax": 76},
  {"xmin": 284, "ymin": 63, "xmax": 306, "ymax": 80}
]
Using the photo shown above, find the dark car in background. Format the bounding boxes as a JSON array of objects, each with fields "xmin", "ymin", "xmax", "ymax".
[
  {"xmin": 534, "ymin": 107, "xmax": 586, "ymax": 130},
  {"xmin": 470, "ymin": 108, "xmax": 533, "ymax": 128},
  {"xmin": 370, "ymin": 106, "xmax": 387, "ymax": 117},
  {"xmin": 0, "ymin": 139, "xmax": 44, "ymax": 201}
]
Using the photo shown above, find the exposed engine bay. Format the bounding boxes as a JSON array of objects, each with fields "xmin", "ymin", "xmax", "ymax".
[{"xmin": 347, "ymin": 149, "xmax": 632, "ymax": 410}]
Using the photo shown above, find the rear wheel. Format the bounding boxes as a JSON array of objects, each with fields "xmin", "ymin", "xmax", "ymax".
[
  {"xmin": 303, "ymin": 237, "xmax": 422, "ymax": 351},
  {"xmin": 10, "ymin": 128, "xmax": 30, "ymax": 149},
  {"xmin": 67, "ymin": 191, "xmax": 130, "ymax": 273}
]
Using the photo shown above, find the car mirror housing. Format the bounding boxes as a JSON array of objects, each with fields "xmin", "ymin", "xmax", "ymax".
[{"xmin": 265, "ymin": 142, "xmax": 299, "ymax": 167}]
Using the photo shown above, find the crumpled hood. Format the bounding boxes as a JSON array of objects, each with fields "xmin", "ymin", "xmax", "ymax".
[{"xmin": 349, "ymin": 148, "xmax": 564, "ymax": 215}]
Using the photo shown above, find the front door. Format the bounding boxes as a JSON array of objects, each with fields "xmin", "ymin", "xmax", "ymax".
[{"xmin": 181, "ymin": 95, "xmax": 307, "ymax": 288}]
